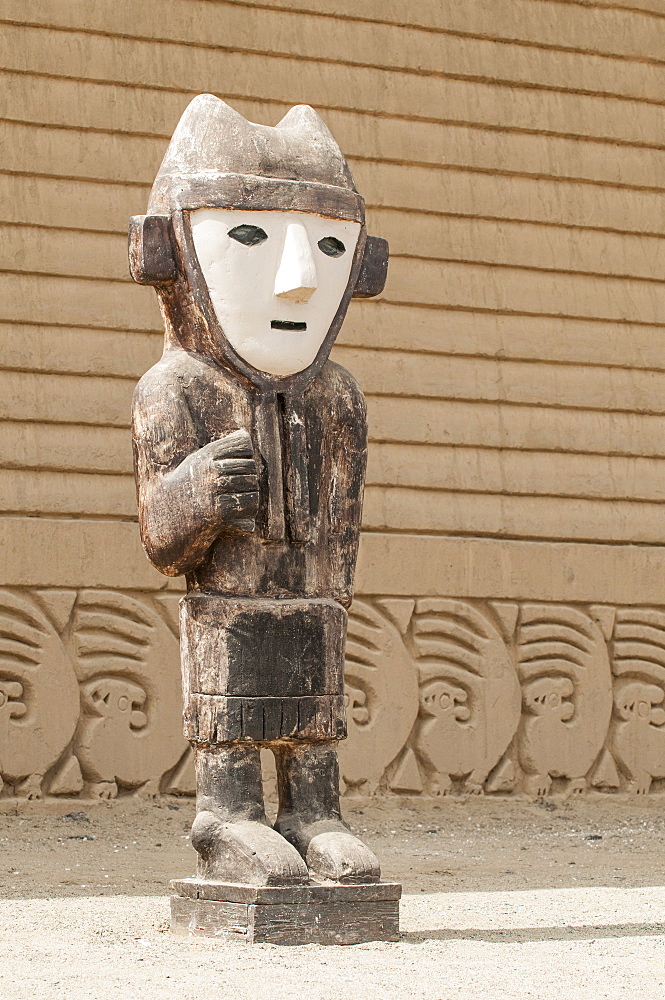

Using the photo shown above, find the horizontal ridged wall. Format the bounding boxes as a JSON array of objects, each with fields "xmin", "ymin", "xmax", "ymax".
[{"xmin": 2, "ymin": 0, "xmax": 665, "ymax": 595}]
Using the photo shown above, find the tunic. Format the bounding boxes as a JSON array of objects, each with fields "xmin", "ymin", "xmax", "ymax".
[{"xmin": 132, "ymin": 347, "xmax": 367, "ymax": 743}]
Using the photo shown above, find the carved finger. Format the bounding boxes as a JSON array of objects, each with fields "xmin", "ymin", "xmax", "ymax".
[
  {"xmin": 217, "ymin": 474, "xmax": 259, "ymax": 493},
  {"xmin": 217, "ymin": 491, "xmax": 259, "ymax": 517},
  {"xmin": 213, "ymin": 458, "xmax": 256, "ymax": 477},
  {"xmin": 209, "ymin": 429, "xmax": 253, "ymax": 460},
  {"xmin": 234, "ymin": 491, "xmax": 260, "ymax": 516}
]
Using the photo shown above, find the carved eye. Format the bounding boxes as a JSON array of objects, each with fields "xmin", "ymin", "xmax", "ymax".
[
  {"xmin": 318, "ymin": 236, "xmax": 346, "ymax": 257},
  {"xmin": 228, "ymin": 224, "xmax": 268, "ymax": 246}
]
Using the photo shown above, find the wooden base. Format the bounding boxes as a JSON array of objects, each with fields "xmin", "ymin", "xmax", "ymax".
[{"xmin": 170, "ymin": 878, "xmax": 401, "ymax": 945}]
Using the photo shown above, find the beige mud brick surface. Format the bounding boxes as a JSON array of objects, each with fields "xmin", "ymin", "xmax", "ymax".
[
  {"xmin": 1, "ymin": 798, "xmax": 665, "ymax": 998},
  {"xmin": 4, "ymin": 1, "xmax": 665, "ymax": 801},
  {"xmin": 5, "ymin": 585, "xmax": 665, "ymax": 802}
]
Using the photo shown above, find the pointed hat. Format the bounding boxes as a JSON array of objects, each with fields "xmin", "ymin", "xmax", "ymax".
[{"xmin": 148, "ymin": 94, "xmax": 363, "ymax": 221}]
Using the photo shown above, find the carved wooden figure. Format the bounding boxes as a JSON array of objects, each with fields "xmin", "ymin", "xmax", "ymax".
[{"xmin": 129, "ymin": 94, "xmax": 398, "ymax": 943}]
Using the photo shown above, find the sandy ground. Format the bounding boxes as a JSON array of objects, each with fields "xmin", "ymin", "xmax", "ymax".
[{"xmin": 2, "ymin": 794, "xmax": 665, "ymax": 998}]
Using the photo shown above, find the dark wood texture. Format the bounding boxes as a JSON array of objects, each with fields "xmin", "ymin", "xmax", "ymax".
[
  {"xmin": 170, "ymin": 882, "xmax": 401, "ymax": 944},
  {"xmin": 150, "ymin": 174, "xmax": 364, "ymax": 222},
  {"xmin": 184, "ymin": 695, "xmax": 347, "ymax": 742},
  {"xmin": 147, "ymin": 96, "xmax": 360, "ymax": 216},
  {"xmin": 133, "ymin": 355, "xmax": 367, "ymax": 600},
  {"xmin": 130, "ymin": 93, "xmax": 394, "ymax": 904},
  {"xmin": 171, "ymin": 878, "xmax": 401, "ymax": 904},
  {"xmin": 181, "ymin": 596, "xmax": 347, "ymax": 742},
  {"xmin": 187, "ymin": 695, "xmax": 348, "ymax": 743},
  {"xmin": 127, "ymin": 215, "xmax": 177, "ymax": 286},
  {"xmin": 352, "ymin": 235, "xmax": 390, "ymax": 298}
]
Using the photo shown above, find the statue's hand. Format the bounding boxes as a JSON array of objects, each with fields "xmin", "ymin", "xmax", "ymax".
[{"xmin": 194, "ymin": 429, "xmax": 259, "ymax": 533}]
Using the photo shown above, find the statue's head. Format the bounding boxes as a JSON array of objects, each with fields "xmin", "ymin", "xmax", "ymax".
[{"xmin": 129, "ymin": 94, "xmax": 387, "ymax": 388}]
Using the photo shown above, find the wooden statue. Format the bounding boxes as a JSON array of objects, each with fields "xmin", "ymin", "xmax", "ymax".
[{"xmin": 129, "ymin": 94, "xmax": 399, "ymax": 943}]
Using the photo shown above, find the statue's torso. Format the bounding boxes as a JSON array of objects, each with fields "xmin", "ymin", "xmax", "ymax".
[
  {"xmin": 132, "ymin": 349, "xmax": 367, "ymax": 604},
  {"xmin": 132, "ymin": 349, "xmax": 367, "ymax": 741}
]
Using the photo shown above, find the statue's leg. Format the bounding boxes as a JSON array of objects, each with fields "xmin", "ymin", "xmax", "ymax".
[
  {"xmin": 274, "ymin": 741, "xmax": 380, "ymax": 883},
  {"xmin": 191, "ymin": 743, "xmax": 309, "ymax": 885}
]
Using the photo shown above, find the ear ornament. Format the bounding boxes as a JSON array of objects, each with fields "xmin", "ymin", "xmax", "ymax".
[
  {"xmin": 128, "ymin": 215, "xmax": 177, "ymax": 285},
  {"xmin": 353, "ymin": 235, "xmax": 389, "ymax": 298}
]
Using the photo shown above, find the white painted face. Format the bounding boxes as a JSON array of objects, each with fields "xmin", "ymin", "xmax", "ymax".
[{"xmin": 190, "ymin": 208, "xmax": 361, "ymax": 376}]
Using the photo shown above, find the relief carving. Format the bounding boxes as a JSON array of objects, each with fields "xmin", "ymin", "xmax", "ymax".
[
  {"xmin": 3, "ymin": 587, "xmax": 665, "ymax": 801},
  {"xmin": 72, "ymin": 591, "xmax": 186, "ymax": 798},
  {"xmin": 516, "ymin": 604, "xmax": 612, "ymax": 796},
  {"xmin": 610, "ymin": 608, "xmax": 665, "ymax": 794},
  {"xmin": 0, "ymin": 590, "xmax": 79, "ymax": 798},
  {"xmin": 411, "ymin": 600, "xmax": 521, "ymax": 795},
  {"xmin": 338, "ymin": 600, "xmax": 419, "ymax": 794}
]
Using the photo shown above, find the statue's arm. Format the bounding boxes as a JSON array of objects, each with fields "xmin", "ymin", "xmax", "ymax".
[
  {"xmin": 132, "ymin": 373, "xmax": 258, "ymax": 577},
  {"xmin": 326, "ymin": 365, "xmax": 368, "ymax": 607}
]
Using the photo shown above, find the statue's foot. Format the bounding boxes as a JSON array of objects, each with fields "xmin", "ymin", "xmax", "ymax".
[
  {"xmin": 276, "ymin": 816, "xmax": 380, "ymax": 884},
  {"xmin": 191, "ymin": 810, "xmax": 309, "ymax": 886}
]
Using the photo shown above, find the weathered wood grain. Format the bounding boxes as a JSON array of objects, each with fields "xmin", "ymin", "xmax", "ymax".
[
  {"xmin": 9, "ymin": 0, "xmax": 665, "ymax": 814},
  {"xmin": 127, "ymin": 215, "xmax": 177, "ymax": 285},
  {"xmin": 170, "ymin": 889, "xmax": 400, "ymax": 944},
  {"xmin": 130, "ymin": 94, "xmax": 388, "ymax": 897},
  {"xmin": 181, "ymin": 596, "xmax": 347, "ymax": 742},
  {"xmin": 171, "ymin": 878, "xmax": 401, "ymax": 903},
  {"xmin": 353, "ymin": 236, "xmax": 389, "ymax": 297}
]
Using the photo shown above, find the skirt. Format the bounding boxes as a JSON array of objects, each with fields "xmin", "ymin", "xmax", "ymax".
[{"xmin": 179, "ymin": 594, "xmax": 348, "ymax": 743}]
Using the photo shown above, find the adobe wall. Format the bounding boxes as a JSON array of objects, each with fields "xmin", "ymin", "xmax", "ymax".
[{"xmin": 2, "ymin": 0, "xmax": 665, "ymax": 802}]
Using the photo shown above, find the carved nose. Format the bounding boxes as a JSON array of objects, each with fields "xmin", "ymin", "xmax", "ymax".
[{"xmin": 274, "ymin": 223, "xmax": 317, "ymax": 302}]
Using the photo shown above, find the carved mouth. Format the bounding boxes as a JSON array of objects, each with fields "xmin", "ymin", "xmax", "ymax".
[{"xmin": 271, "ymin": 320, "xmax": 307, "ymax": 331}]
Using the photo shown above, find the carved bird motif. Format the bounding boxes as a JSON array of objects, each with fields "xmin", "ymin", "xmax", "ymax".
[
  {"xmin": 516, "ymin": 604, "xmax": 612, "ymax": 797},
  {"xmin": 610, "ymin": 608, "xmax": 665, "ymax": 794},
  {"xmin": 0, "ymin": 591, "xmax": 78, "ymax": 798},
  {"xmin": 77, "ymin": 676, "xmax": 149, "ymax": 799},
  {"xmin": 412, "ymin": 600, "xmax": 521, "ymax": 795},
  {"xmin": 339, "ymin": 600, "xmax": 418, "ymax": 795},
  {"xmin": 72, "ymin": 592, "xmax": 185, "ymax": 798}
]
